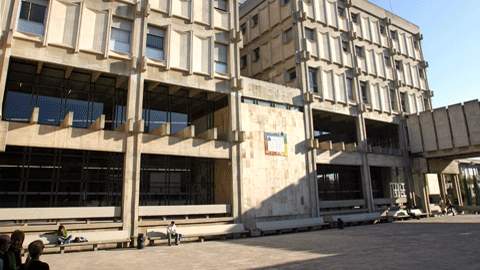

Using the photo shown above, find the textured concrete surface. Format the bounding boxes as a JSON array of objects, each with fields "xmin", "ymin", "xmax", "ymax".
[{"xmin": 41, "ymin": 215, "xmax": 480, "ymax": 270}]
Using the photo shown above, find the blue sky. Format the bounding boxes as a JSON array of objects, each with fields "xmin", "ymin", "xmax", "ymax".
[{"xmin": 368, "ymin": 0, "xmax": 480, "ymax": 108}]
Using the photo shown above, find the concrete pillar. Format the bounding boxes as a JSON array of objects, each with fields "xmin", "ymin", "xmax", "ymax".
[
  {"xmin": 356, "ymin": 115, "xmax": 374, "ymax": 212},
  {"xmin": 453, "ymin": 174, "xmax": 463, "ymax": 206}
]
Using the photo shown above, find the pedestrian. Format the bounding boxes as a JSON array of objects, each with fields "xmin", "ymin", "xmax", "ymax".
[
  {"xmin": 0, "ymin": 235, "xmax": 12, "ymax": 270},
  {"xmin": 56, "ymin": 225, "xmax": 72, "ymax": 245},
  {"xmin": 4, "ymin": 230, "xmax": 24, "ymax": 270},
  {"xmin": 166, "ymin": 221, "xmax": 180, "ymax": 246},
  {"xmin": 446, "ymin": 198, "xmax": 455, "ymax": 216},
  {"xmin": 439, "ymin": 199, "xmax": 446, "ymax": 216},
  {"xmin": 22, "ymin": 240, "xmax": 49, "ymax": 270}
]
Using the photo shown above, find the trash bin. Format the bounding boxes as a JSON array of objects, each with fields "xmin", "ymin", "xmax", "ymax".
[
  {"xmin": 137, "ymin": 234, "xmax": 146, "ymax": 249},
  {"xmin": 337, "ymin": 218, "xmax": 344, "ymax": 230}
]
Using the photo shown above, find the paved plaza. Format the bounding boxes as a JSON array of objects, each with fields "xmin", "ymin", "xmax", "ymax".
[{"xmin": 42, "ymin": 215, "xmax": 480, "ymax": 270}]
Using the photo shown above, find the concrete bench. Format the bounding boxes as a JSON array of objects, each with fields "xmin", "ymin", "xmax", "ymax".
[
  {"xmin": 246, "ymin": 217, "xmax": 328, "ymax": 236},
  {"xmin": 386, "ymin": 209, "xmax": 428, "ymax": 221},
  {"xmin": 324, "ymin": 213, "xmax": 382, "ymax": 227},
  {"xmin": 0, "ymin": 207, "xmax": 121, "ymax": 234},
  {"xmin": 23, "ymin": 230, "xmax": 131, "ymax": 254},
  {"xmin": 147, "ymin": 224, "xmax": 248, "ymax": 245}
]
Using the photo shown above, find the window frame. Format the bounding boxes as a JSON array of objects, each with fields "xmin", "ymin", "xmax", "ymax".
[
  {"xmin": 146, "ymin": 25, "xmax": 165, "ymax": 61},
  {"xmin": 286, "ymin": 67, "xmax": 297, "ymax": 82},
  {"xmin": 283, "ymin": 27, "xmax": 293, "ymax": 44},
  {"xmin": 214, "ymin": 42, "xmax": 228, "ymax": 74},
  {"xmin": 355, "ymin": 46, "xmax": 364, "ymax": 58},
  {"xmin": 342, "ymin": 40, "xmax": 350, "ymax": 53},
  {"xmin": 240, "ymin": 55, "xmax": 247, "ymax": 69},
  {"xmin": 214, "ymin": 0, "xmax": 228, "ymax": 12},
  {"xmin": 17, "ymin": 0, "xmax": 48, "ymax": 36},
  {"xmin": 360, "ymin": 81, "xmax": 368, "ymax": 104},
  {"xmin": 305, "ymin": 27, "xmax": 315, "ymax": 41},
  {"xmin": 395, "ymin": 60, "xmax": 402, "ymax": 71},
  {"xmin": 251, "ymin": 14, "xmax": 259, "ymax": 27},
  {"xmin": 351, "ymin": 13, "xmax": 358, "ymax": 23},
  {"xmin": 252, "ymin": 47, "xmax": 260, "ymax": 62},
  {"xmin": 110, "ymin": 17, "xmax": 133, "ymax": 54},
  {"xmin": 308, "ymin": 68, "xmax": 318, "ymax": 93},
  {"xmin": 337, "ymin": 7, "xmax": 345, "ymax": 18}
]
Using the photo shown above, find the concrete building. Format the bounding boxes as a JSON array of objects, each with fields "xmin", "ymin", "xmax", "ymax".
[{"xmin": 0, "ymin": 0, "xmax": 476, "ymax": 245}]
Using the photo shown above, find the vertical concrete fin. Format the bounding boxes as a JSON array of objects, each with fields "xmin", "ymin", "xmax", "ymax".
[
  {"xmin": 406, "ymin": 114, "xmax": 423, "ymax": 153},
  {"xmin": 419, "ymin": 110, "xmax": 437, "ymax": 152},
  {"xmin": 447, "ymin": 104, "xmax": 469, "ymax": 148},
  {"xmin": 463, "ymin": 99, "xmax": 480, "ymax": 146},
  {"xmin": 432, "ymin": 107, "xmax": 453, "ymax": 150}
]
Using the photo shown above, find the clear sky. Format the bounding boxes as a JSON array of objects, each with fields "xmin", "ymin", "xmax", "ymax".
[{"xmin": 367, "ymin": 0, "xmax": 480, "ymax": 108}]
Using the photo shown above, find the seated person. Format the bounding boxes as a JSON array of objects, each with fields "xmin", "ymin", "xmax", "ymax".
[
  {"xmin": 166, "ymin": 221, "xmax": 180, "ymax": 246},
  {"xmin": 56, "ymin": 225, "xmax": 72, "ymax": 245}
]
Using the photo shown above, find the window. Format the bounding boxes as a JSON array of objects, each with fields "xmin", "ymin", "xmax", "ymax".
[
  {"xmin": 282, "ymin": 0, "xmax": 291, "ymax": 6},
  {"xmin": 423, "ymin": 98, "xmax": 429, "ymax": 110},
  {"xmin": 342, "ymin": 40, "xmax": 349, "ymax": 52},
  {"xmin": 17, "ymin": 0, "xmax": 48, "ymax": 35},
  {"xmin": 252, "ymin": 14, "xmax": 258, "ymax": 27},
  {"xmin": 395, "ymin": 60, "xmax": 402, "ymax": 70},
  {"xmin": 337, "ymin": 7, "xmax": 345, "ymax": 18},
  {"xmin": 390, "ymin": 30, "xmax": 397, "ymax": 39},
  {"xmin": 275, "ymin": 103, "xmax": 288, "ymax": 110},
  {"xmin": 146, "ymin": 26, "xmax": 165, "ymax": 60},
  {"xmin": 240, "ymin": 23, "xmax": 247, "ymax": 35},
  {"xmin": 351, "ymin": 13, "xmax": 358, "ymax": 23},
  {"xmin": 252, "ymin": 47, "xmax": 260, "ymax": 62},
  {"xmin": 258, "ymin": 100, "xmax": 272, "ymax": 107},
  {"xmin": 384, "ymin": 55, "xmax": 391, "ymax": 67},
  {"xmin": 379, "ymin": 25, "xmax": 386, "ymax": 35},
  {"xmin": 214, "ymin": 43, "xmax": 228, "ymax": 73},
  {"xmin": 214, "ymin": 0, "xmax": 227, "ymax": 11},
  {"xmin": 286, "ymin": 67, "xmax": 296, "ymax": 82},
  {"xmin": 308, "ymin": 68, "xmax": 318, "ymax": 93},
  {"xmin": 400, "ymin": 92, "xmax": 407, "ymax": 112},
  {"xmin": 347, "ymin": 77, "xmax": 354, "ymax": 101},
  {"xmin": 360, "ymin": 81, "xmax": 368, "ymax": 104},
  {"xmin": 305, "ymin": 28, "xmax": 315, "ymax": 41},
  {"xmin": 283, "ymin": 27, "xmax": 293, "ymax": 44},
  {"xmin": 390, "ymin": 89, "xmax": 397, "ymax": 110},
  {"xmin": 414, "ymin": 40, "xmax": 419, "ymax": 50},
  {"xmin": 355, "ymin": 46, "xmax": 363, "ymax": 57},
  {"xmin": 110, "ymin": 17, "xmax": 132, "ymax": 54},
  {"xmin": 243, "ymin": 98, "xmax": 255, "ymax": 104},
  {"xmin": 240, "ymin": 55, "xmax": 247, "ymax": 69},
  {"xmin": 418, "ymin": 67, "xmax": 425, "ymax": 79}
]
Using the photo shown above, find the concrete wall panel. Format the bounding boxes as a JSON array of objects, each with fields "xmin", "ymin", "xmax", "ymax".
[
  {"xmin": 447, "ymin": 104, "xmax": 470, "ymax": 147},
  {"xmin": 406, "ymin": 114, "xmax": 423, "ymax": 153},
  {"xmin": 432, "ymin": 107, "xmax": 453, "ymax": 150},
  {"xmin": 419, "ymin": 110, "xmax": 437, "ymax": 152},
  {"xmin": 463, "ymin": 100, "xmax": 480, "ymax": 146}
]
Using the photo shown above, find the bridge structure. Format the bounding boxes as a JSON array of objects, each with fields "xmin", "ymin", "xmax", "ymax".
[{"xmin": 406, "ymin": 99, "xmax": 480, "ymax": 214}]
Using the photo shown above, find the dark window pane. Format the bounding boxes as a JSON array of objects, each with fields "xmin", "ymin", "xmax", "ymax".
[
  {"xmin": 19, "ymin": 2, "xmax": 30, "ymax": 20},
  {"xmin": 146, "ymin": 34, "xmax": 163, "ymax": 50},
  {"xmin": 29, "ymin": 4, "xmax": 46, "ymax": 24}
]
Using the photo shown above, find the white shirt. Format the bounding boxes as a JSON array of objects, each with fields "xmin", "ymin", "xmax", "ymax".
[{"xmin": 167, "ymin": 224, "xmax": 176, "ymax": 234}]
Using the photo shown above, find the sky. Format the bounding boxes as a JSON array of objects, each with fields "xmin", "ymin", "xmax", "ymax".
[{"xmin": 367, "ymin": 0, "xmax": 480, "ymax": 108}]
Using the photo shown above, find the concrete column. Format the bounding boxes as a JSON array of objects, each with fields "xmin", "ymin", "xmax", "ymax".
[
  {"xmin": 356, "ymin": 115, "xmax": 374, "ymax": 212},
  {"xmin": 121, "ymin": 0, "xmax": 146, "ymax": 239},
  {"xmin": 453, "ymin": 174, "xmax": 463, "ymax": 206}
]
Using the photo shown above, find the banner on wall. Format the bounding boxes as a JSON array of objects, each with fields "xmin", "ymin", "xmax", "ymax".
[{"xmin": 264, "ymin": 132, "xmax": 287, "ymax": 157}]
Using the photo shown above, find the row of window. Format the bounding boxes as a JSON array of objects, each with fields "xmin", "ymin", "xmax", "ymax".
[
  {"xmin": 17, "ymin": 1, "xmax": 229, "ymax": 74},
  {"xmin": 242, "ymin": 97, "xmax": 303, "ymax": 112}
]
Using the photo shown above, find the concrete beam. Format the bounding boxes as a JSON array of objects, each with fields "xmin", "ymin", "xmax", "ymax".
[
  {"xmin": 91, "ymin": 71, "xmax": 101, "ymax": 83},
  {"xmin": 169, "ymin": 86, "xmax": 181, "ymax": 95},
  {"xmin": 345, "ymin": 142, "xmax": 357, "ymax": 152},
  {"xmin": 148, "ymin": 123, "xmax": 170, "ymax": 136},
  {"xmin": 189, "ymin": 89, "xmax": 202, "ymax": 97},
  {"xmin": 30, "ymin": 107, "xmax": 39, "ymax": 124},
  {"xmin": 332, "ymin": 142, "xmax": 346, "ymax": 151},
  {"xmin": 61, "ymin": 112, "xmax": 73, "ymax": 128},
  {"xmin": 318, "ymin": 140, "xmax": 332, "ymax": 150},
  {"xmin": 64, "ymin": 67, "xmax": 73, "ymax": 79},
  {"xmin": 147, "ymin": 82, "xmax": 160, "ymax": 91},
  {"xmin": 172, "ymin": 125, "xmax": 195, "ymax": 139},
  {"xmin": 88, "ymin": 115, "xmax": 105, "ymax": 130},
  {"xmin": 136, "ymin": 119, "xmax": 144, "ymax": 133},
  {"xmin": 36, "ymin": 62, "xmax": 43, "ymax": 74},
  {"xmin": 115, "ymin": 118, "xmax": 134, "ymax": 133},
  {"xmin": 116, "ymin": 76, "xmax": 128, "ymax": 89},
  {"xmin": 0, "ymin": 121, "xmax": 8, "ymax": 152},
  {"xmin": 196, "ymin": 128, "xmax": 217, "ymax": 140}
]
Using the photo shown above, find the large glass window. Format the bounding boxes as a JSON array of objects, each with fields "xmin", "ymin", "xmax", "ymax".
[
  {"xmin": 146, "ymin": 26, "xmax": 165, "ymax": 60},
  {"xmin": 3, "ymin": 60, "xmax": 128, "ymax": 130},
  {"xmin": 17, "ymin": 0, "xmax": 48, "ymax": 35},
  {"xmin": 140, "ymin": 155, "xmax": 215, "ymax": 206},
  {"xmin": 0, "ymin": 146, "xmax": 123, "ymax": 208},
  {"xmin": 308, "ymin": 68, "xmax": 318, "ymax": 93},
  {"xmin": 317, "ymin": 165, "xmax": 363, "ymax": 201}
]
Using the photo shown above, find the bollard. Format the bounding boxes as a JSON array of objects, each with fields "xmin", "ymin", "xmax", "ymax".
[
  {"xmin": 137, "ymin": 233, "xmax": 146, "ymax": 249},
  {"xmin": 337, "ymin": 218, "xmax": 344, "ymax": 230}
]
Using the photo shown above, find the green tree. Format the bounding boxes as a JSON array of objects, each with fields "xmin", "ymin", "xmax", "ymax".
[{"xmin": 461, "ymin": 175, "xmax": 473, "ymax": 206}]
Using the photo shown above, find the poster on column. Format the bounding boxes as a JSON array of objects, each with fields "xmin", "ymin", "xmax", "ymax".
[{"xmin": 264, "ymin": 132, "xmax": 287, "ymax": 156}]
